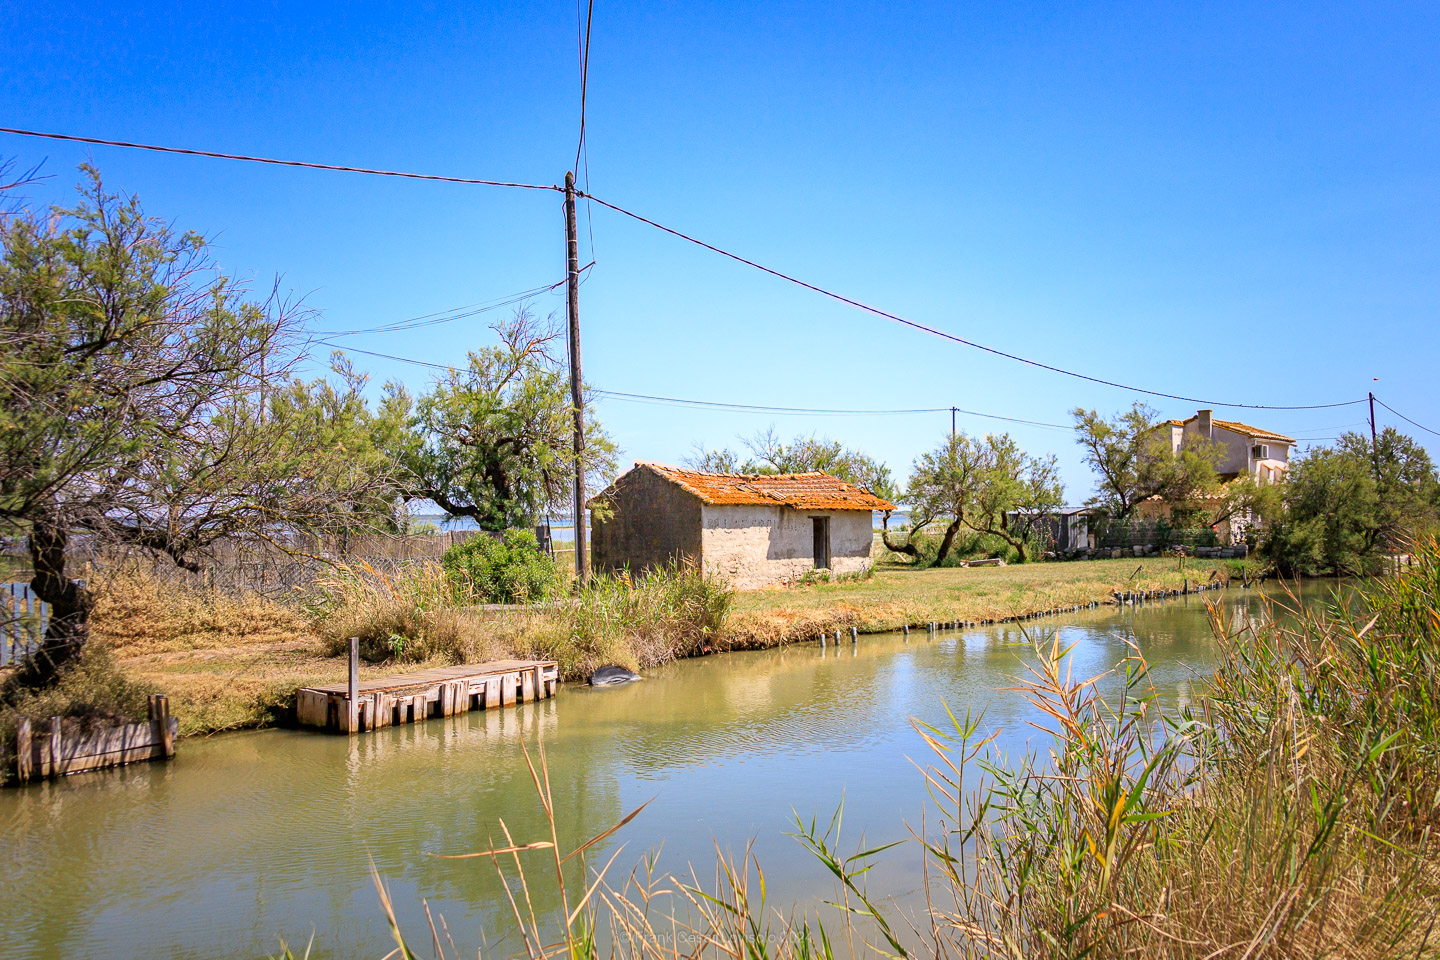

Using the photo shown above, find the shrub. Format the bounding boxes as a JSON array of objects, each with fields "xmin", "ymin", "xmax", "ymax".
[
  {"xmin": 312, "ymin": 560, "xmax": 476, "ymax": 663},
  {"xmin": 441, "ymin": 530, "xmax": 561, "ymax": 604},
  {"xmin": 0, "ymin": 645, "xmax": 150, "ymax": 744}
]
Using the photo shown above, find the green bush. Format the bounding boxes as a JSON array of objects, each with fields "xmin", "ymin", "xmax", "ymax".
[{"xmin": 441, "ymin": 530, "xmax": 561, "ymax": 604}]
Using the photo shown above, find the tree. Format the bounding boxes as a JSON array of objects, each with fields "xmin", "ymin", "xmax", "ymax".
[
  {"xmin": 0, "ymin": 168, "xmax": 395, "ymax": 684},
  {"xmin": 1071, "ymin": 403, "xmax": 1221, "ymax": 521},
  {"xmin": 684, "ymin": 426, "xmax": 897, "ymax": 501},
  {"xmin": 386, "ymin": 310, "xmax": 618, "ymax": 531},
  {"xmin": 1341, "ymin": 428, "xmax": 1440, "ymax": 551},
  {"xmin": 882, "ymin": 431, "xmax": 1061, "ymax": 565},
  {"xmin": 964, "ymin": 435, "xmax": 1065, "ymax": 561},
  {"xmin": 1264, "ymin": 429, "xmax": 1440, "ymax": 576},
  {"xmin": 880, "ymin": 433, "xmax": 984, "ymax": 565}
]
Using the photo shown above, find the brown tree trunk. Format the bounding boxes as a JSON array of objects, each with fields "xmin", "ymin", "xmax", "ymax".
[
  {"xmin": 18, "ymin": 514, "xmax": 93, "ymax": 687},
  {"xmin": 879, "ymin": 511, "xmax": 921, "ymax": 558},
  {"xmin": 933, "ymin": 517, "xmax": 965, "ymax": 566}
]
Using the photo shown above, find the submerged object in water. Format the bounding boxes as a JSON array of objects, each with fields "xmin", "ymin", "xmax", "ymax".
[{"xmin": 588, "ymin": 665, "xmax": 641, "ymax": 686}]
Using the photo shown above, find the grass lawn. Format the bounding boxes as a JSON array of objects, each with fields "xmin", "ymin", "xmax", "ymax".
[{"xmin": 723, "ymin": 556, "xmax": 1231, "ymax": 646}]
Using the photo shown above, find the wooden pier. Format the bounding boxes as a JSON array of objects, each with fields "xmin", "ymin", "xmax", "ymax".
[{"xmin": 296, "ymin": 655, "xmax": 559, "ymax": 735}]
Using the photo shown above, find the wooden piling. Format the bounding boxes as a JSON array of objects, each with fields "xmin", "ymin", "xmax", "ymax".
[{"xmin": 15, "ymin": 718, "xmax": 31, "ymax": 783}]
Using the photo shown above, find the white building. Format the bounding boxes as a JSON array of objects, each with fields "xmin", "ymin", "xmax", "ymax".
[{"xmin": 588, "ymin": 463, "xmax": 895, "ymax": 590}]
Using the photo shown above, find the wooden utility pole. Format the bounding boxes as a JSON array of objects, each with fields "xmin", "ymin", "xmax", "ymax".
[
  {"xmin": 1369, "ymin": 390, "xmax": 1379, "ymax": 477},
  {"xmin": 565, "ymin": 171, "xmax": 588, "ymax": 580},
  {"xmin": 951, "ymin": 406, "xmax": 957, "ymax": 443}
]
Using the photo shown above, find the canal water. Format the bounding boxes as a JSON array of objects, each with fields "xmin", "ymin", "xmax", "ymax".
[{"xmin": 0, "ymin": 584, "xmax": 1337, "ymax": 959}]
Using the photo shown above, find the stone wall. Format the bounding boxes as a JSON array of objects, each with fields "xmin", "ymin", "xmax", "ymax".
[
  {"xmin": 590, "ymin": 468, "xmax": 703, "ymax": 574},
  {"xmin": 699, "ymin": 505, "xmax": 873, "ymax": 590}
]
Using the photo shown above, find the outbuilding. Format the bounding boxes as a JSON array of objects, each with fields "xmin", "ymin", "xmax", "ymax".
[{"xmin": 588, "ymin": 462, "xmax": 895, "ymax": 589}]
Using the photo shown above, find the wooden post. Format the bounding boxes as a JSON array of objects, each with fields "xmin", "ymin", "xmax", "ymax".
[
  {"xmin": 15, "ymin": 718, "xmax": 31, "ymax": 783},
  {"xmin": 849, "ymin": 626, "xmax": 858, "ymax": 644},
  {"xmin": 347, "ymin": 637, "xmax": 359, "ymax": 735},
  {"xmin": 149, "ymin": 695, "xmax": 175, "ymax": 758},
  {"xmin": 564, "ymin": 171, "xmax": 588, "ymax": 581},
  {"xmin": 48, "ymin": 716, "xmax": 61, "ymax": 778}
]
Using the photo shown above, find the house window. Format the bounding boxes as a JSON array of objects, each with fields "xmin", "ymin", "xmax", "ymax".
[
  {"xmin": 1252, "ymin": 444, "xmax": 1270, "ymax": 460},
  {"xmin": 812, "ymin": 517, "xmax": 831, "ymax": 569}
]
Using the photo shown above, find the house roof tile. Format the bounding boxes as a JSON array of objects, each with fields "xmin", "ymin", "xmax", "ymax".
[
  {"xmin": 595, "ymin": 463, "xmax": 895, "ymax": 511},
  {"xmin": 1171, "ymin": 415, "xmax": 1295, "ymax": 443}
]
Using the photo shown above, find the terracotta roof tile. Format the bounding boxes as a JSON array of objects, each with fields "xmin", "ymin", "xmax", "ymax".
[
  {"xmin": 598, "ymin": 463, "xmax": 895, "ymax": 511},
  {"xmin": 1211, "ymin": 419, "xmax": 1296, "ymax": 444},
  {"xmin": 1172, "ymin": 414, "xmax": 1295, "ymax": 444}
]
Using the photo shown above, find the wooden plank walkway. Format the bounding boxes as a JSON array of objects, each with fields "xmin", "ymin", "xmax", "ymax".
[{"xmin": 296, "ymin": 659, "xmax": 559, "ymax": 735}]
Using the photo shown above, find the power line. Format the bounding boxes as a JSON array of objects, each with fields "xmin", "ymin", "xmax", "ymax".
[
  {"xmin": 575, "ymin": 0, "xmax": 595, "ymax": 174},
  {"xmin": 0, "ymin": 126, "xmax": 560, "ymax": 192},
  {"xmin": 1375, "ymin": 397, "xmax": 1440, "ymax": 439},
  {"xmin": 593, "ymin": 388, "xmax": 1074, "ymax": 428},
  {"xmin": 578, "ymin": 191, "xmax": 1367, "ymax": 413},
  {"xmin": 312, "ymin": 279, "xmax": 566, "ymax": 337}
]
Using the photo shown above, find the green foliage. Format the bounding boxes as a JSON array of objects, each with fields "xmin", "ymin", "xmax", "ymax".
[
  {"xmin": 0, "ymin": 645, "xmax": 150, "ymax": 746},
  {"xmin": 1258, "ymin": 427, "xmax": 1439, "ymax": 577},
  {"xmin": 1071, "ymin": 402, "xmax": 1222, "ymax": 520},
  {"xmin": 441, "ymin": 530, "xmax": 561, "ymax": 605},
  {"xmin": 885, "ymin": 429, "xmax": 1061, "ymax": 565},
  {"xmin": 684, "ymin": 425, "xmax": 897, "ymax": 501},
  {"xmin": 386, "ymin": 310, "xmax": 618, "ymax": 531}
]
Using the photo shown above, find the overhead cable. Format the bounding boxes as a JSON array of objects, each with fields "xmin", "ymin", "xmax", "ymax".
[
  {"xmin": 0, "ymin": 126, "xmax": 560, "ymax": 191},
  {"xmin": 313, "ymin": 279, "xmax": 566, "ymax": 337},
  {"xmin": 578, "ymin": 191, "xmax": 1366, "ymax": 412},
  {"xmin": 1375, "ymin": 398, "xmax": 1440, "ymax": 439}
]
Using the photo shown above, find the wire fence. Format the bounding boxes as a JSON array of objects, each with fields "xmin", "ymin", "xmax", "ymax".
[{"xmin": 2, "ymin": 582, "xmax": 47, "ymax": 667}]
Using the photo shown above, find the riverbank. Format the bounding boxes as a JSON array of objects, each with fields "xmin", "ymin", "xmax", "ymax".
[
  {"xmin": 724, "ymin": 556, "xmax": 1231, "ymax": 647},
  {"xmin": 8, "ymin": 557, "xmax": 1232, "ymax": 737}
]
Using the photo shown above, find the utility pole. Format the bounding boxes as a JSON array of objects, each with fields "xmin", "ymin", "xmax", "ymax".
[
  {"xmin": 565, "ymin": 171, "xmax": 588, "ymax": 581},
  {"xmin": 951, "ymin": 406, "xmax": 957, "ymax": 443},
  {"xmin": 1368, "ymin": 390, "xmax": 1380, "ymax": 478}
]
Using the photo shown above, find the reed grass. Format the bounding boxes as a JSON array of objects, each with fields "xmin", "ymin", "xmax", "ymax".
[{"xmin": 317, "ymin": 545, "xmax": 1440, "ymax": 959}]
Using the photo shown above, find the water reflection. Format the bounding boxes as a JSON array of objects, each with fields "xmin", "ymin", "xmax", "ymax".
[{"xmin": 0, "ymin": 583, "xmax": 1339, "ymax": 958}]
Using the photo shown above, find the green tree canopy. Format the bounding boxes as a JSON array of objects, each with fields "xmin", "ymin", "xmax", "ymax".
[
  {"xmin": 0, "ymin": 167, "xmax": 395, "ymax": 683},
  {"xmin": 1264, "ymin": 428, "xmax": 1440, "ymax": 576},
  {"xmin": 1071, "ymin": 403, "xmax": 1221, "ymax": 521},
  {"xmin": 385, "ymin": 310, "xmax": 618, "ymax": 531},
  {"xmin": 882, "ymin": 430, "xmax": 1062, "ymax": 565}
]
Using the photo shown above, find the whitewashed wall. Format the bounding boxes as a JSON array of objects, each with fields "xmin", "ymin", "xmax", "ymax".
[{"xmin": 699, "ymin": 505, "xmax": 873, "ymax": 589}]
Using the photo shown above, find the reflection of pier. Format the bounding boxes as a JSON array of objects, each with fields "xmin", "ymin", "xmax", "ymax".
[{"xmin": 296, "ymin": 655, "xmax": 558, "ymax": 734}]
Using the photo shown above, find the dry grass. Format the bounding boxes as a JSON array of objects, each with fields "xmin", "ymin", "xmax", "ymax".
[
  {"xmin": 726, "ymin": 556, "xmax": 1229, "ymax": 646},
  {"xmin": 92, "ymin": 564, "xmax": 310, "ymax": 656}
]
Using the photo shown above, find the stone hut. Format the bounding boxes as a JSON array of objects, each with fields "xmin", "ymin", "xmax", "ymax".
[{"xmin": 588, "ymin": 462, "xmax": 895, "ymax": 589}]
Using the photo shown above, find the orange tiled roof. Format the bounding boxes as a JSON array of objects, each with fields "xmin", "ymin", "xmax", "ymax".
[
  {"xmin": 614, "ymin": 463, "xmax": 895, "ymax": 511},
  {"xmin": 1211, "ymin": 419, "xmax": 1295, "ymax": 444},
  {"xmin": 1171, "ymin": 415, "xmax": 1295, "ymax": 444}
]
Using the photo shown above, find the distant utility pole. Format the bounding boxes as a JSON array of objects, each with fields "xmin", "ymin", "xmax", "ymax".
[
  {"xmin": 951, "ymin": 406, "xmax": 957, "ymax": 443},
  {"xmin": 565, "ymin": 171, "xmax": 588, "ymax": 581}
]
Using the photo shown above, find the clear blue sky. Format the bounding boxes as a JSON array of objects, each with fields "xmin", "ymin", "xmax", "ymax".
[{"xmin": 4, "ymin": 1, "xmax": 1437, "ymax": 500}]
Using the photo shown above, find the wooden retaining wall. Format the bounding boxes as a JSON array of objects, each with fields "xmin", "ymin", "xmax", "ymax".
[
  {"xmin": 296, "ymin": 658, "xmax": 560, "ymax": 735},
  {"xmin": 7, "ymin": 695, "xmax": 177, "ymax": 784}
]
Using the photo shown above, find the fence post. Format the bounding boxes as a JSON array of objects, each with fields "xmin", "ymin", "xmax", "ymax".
[
  {"xmin": 47, "ymin": 716, "xmax": 61, "ymax": 778},
  {"xmin": 347, "ymin": 637, "xmax": 360, "ymax": 735},
  {"xmin": 15, "ymin": 718, "xmax": 31, "ymax": 783}
]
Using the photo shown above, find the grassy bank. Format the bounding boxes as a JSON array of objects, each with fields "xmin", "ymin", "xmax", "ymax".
[{"xmin": 725, "ymin": 556, "xmax": 1230, "ymax": 646}]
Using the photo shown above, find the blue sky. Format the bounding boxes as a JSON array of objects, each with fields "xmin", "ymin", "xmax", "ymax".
[{"xmin": 3, "ymin": 1, "xmax": 1437, "ymax": 500}]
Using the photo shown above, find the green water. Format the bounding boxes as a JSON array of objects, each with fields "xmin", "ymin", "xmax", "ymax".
[{"xmin": 0, "ymin": 585, "xmax": 1338, "ymax": 958}]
